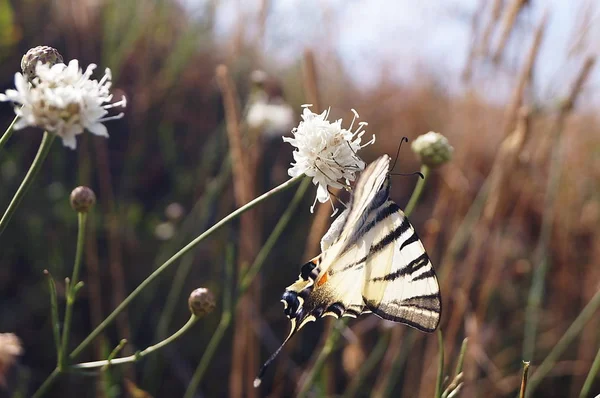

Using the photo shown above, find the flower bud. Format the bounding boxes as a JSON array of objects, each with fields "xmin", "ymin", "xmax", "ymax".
[
  {"xmin": 21, "ymin": 46, "xmax": 64, "ymax": 82},
  {"xmin": 411, "ymin": 131, "xmax": 453, "ymax": 168},
  {"xmin": 69, "ymin": 186, "xmax": 96, "ymax": 213},
  {"xmin": 188, "ymin": 288, "xmax": 216, "ymax": 317}
]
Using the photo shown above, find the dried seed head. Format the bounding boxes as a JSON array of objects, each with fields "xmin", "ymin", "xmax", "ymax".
[
  {"xmin": 411, "ymin": 131, "xmax": 454, "ymax": 168},
  {"xmin": 21, "ymin": 46, "xmax": 63, "ymax": 82},
  {"xmin": 70, "ymin": 186, "xmax": 96, "ymax": 213},
  {"xmin": 188, "ymin": 288, "xmax": 216, "ymax": 317}
]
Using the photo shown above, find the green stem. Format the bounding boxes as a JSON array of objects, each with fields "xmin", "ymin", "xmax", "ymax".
[
  {"xmin": 183, "ymin": 179, "xmax": 310, "ymax": 396},
  {"xmin": 72, "ymin": 315, "xmax": 199, "ymax": 370},
  {"xmin": 344, "ymin": 329, "xmax": 391, "ymax": 398},
  {"xmin": 69, "ymin": 174, "xmax": 304, "ymax": 360},
  {"xmin": 296, "ymin": 319, "xmax": 349, "ymax": 398},
  {"xmin": 183, "ymin": 315, "xmax": 231, "ymax": 398},
  {"xmin": 59, "ymin": 212, "xmax": 87, "ymax": 370},
  {"xmin": 183, "ymin": 244, "xmax": 235, "ymax": 398},
  {"xmin": 0, "ymin": 131, "xmax": 55, "ymax": 237},
  {"xmin": 0, "ymin": 114, "xmax": 18, "ymax": 151},
  {"xmin": 580, "ymin": 346, "xmax": 600, "ymax": 398},
  {"xmin": 453, "ymin": 337, "xmax": 468, "ymax": 377},
  {"xmin": 435, "ymin": 330, "xmax": 445, "ymax": 398},
  {"xmin": 527, "ymin": 288, "xmax": 600, "ymax": 396},
  {"xmin": 43, "ymin": 270, "xmax": 62, "ymax": 365},
  {"xmin": 523, "ymin": 122, "xmax": 566, "ymax": 362},
  {"xmin": 239, "ymin": 178, "xmax": 311, "ymax": 292},
  {"xmin": 404, "ymin": 165, "xmax": 430, "ymax": 217},
  {"xmin": 31, "ymin": 368, "xmax": 60, "ymax": 398},
  {"xmin": 382, "ymin": 330, "xmax": 417, "ymax": 398}
]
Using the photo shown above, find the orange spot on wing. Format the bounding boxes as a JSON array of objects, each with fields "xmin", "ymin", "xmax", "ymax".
[{"xmin": 317, "ymin": 272, "xmax": 328, "ymax": 287}]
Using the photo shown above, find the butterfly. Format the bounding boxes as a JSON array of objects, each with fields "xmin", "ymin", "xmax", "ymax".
[{"xmin": 254, "ymin": 154, "xmax": 441, "ymax": 387}]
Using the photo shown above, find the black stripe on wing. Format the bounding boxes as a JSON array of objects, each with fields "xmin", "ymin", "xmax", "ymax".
[
  {"xmin": 332, "ymin": 206, "xmax": 411, "ymax": 276},
  {"xmin": 370, "ymin": 253, "xmax": 430, "ymax": 282},
  {"xmin": 391, "ymin": 293, "xmax": 442, "ymax": 313},
  {"xmin": 364, "ymin": 301, "xmax": 439, "ymax": 332}
]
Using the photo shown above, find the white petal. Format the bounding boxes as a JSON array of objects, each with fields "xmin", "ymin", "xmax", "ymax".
[
  {"xmin": 61, "ymin": 134, "xmax": 78, "ymax": 150},
  {"xmin": 87, "ymin": 122, "xmax": 108, "ymax": 137}
]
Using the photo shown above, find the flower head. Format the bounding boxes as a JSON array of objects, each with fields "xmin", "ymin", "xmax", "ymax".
[
  {"xmin": 411, "ymin": 131, "xmax": 453, "ymax": 168},
  {"xmin": 284, "ymin": 105, "xmax": 375, "ymax": 212},
  {"xmin": 0, "ymin": 59, "xmax": 126, "ymax": 149}
]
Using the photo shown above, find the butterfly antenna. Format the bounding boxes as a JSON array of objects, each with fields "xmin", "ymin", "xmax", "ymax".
[
  {"xmin": 389, "ymin": 170, "xmax": 425, "ymax": 179},
  {"xmin": 254, "ymin": 325, "xmax": 297, "ymax": 388},
  {"xmin": 391, "ymin": 136, "xmax": 409, "ymax": 172}
]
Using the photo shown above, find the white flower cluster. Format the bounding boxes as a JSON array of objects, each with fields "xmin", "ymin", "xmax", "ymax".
[
  {"xmin": 0, "ymin": 60, "xmax": 126, "ymax": 149},
  {"xmin": 284, "ymin": 105, "xmax": 375, "ymax": 212}
]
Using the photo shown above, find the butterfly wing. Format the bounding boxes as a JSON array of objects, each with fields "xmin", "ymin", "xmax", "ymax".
[
  {"xmin": 361, "ymin": 201, "xmax": 441, "ymax": 332},
  {"xmin": 281, "ymin": 156, "xmax": 393, "ymax": 330}
]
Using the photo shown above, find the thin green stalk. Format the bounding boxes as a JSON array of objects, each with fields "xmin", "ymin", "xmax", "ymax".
[
  {"xmin": 183, "ymin": 178, "xmax": 310, "ymax": 396},
  {"xmin": 441, "ymin": 337, "xmax": 468, "ymax": 398},
  {"xmin": 0, "ymin": 131, "xmax": 55, "ymax": 236},
  {"xmin": 31, "ymin": 368, "xmax": 60, "ymax": 398},
  {"xmin": 382, "ymin": 330, "xmax": 417, "ymax": 398},
  {"xmin": 404, "ymin": 165, "xmax": 430, "ymax": 217},
  {"xmin": 519, "ymin": 361, "xmax": 530, "ymax": 398},
  {"xmin": 453, "ymin": 337, "xmax": 468, "ymax": 377},
  {"xmin": 523, "ymin": 137, "xmax": 564, "ymax": 361},
  {"xmin": 183, "ymin": 244, "xmax": 235, "ymax": 398},
  {"xmin": 69, "ymin": 174, "xmax": 304, "ymax": 360},
  {"xmin": 0, "ymin": 114, "xmax": 18, "ymax": 151},
  {"xmin": 71, "ymin": 315, "xmax": 199, "ymax": 370},
  {"xmin": 344, "ymin": 329, "xmax": 391, "ymax": 397},
  {"xmin": 435, "ymin": 330, "xmax": 445, "ymax": 398},
  {"xmin": 60, "ymin": 212, "xmax": 88, "ymax": 370},
  {"xmin": 240, "ymin": 178, "xmax": 311, "ymax": 291},
  {"xmin": 579, "ymin": 346, "xmax": 600, "ymax": 398},
  {"xmin": 296, "ymin": 318, "xmax": 349, "ymax": 398},
  {"xmin": 527, "ymin": 288, "xmax": 600, "ymax": 396},
  {"xmin": 43, "ymin": 270, "xmax": 62, "ymax": 365}
]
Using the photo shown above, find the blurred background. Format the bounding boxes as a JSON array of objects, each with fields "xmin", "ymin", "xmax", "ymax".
[{"xmin": 0, "ymin": 0, "xmax": 599, "ymax": 397}]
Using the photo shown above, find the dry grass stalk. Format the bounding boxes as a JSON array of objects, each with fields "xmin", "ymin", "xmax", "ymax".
[
  {"xmin": 569, "ymin": 226, "xmax": 600, "ymax": 396},
  {"xmin": 502, "ymin": 14, "xmax": 546, "ymax": 138},
  {"xmin": 302, "ymin": 49, "xmax": 321, "ymax": 113},
  {"xmin": 493, "ymin": 0, "xmax": 529, "ymax": 63},
  {"xmin": 216, "ymin": 64, "xmax": 261, "ymax": 398},
  {"xmin": 479, "ymin": 0, "xmax": 505, "ymax": 57},
  {"xmin": 461, "ymin": 0, "xmax": 487, "ymax": 82},
  {"xmin": 94, "ymin": 138, "xmax": 134, "ymax": 377},
  {"xmin": 441, "ymin": 107, "xmax": 530, "ymax": 368},
  {"xmin": 78, "ymin": 136, "xmax": 106, "ymax": 363},
  {"xmin": 533, "ymin": 56, "xmax": 596, "ymax": 166}
]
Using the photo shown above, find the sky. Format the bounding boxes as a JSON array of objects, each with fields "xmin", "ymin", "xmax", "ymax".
[{"xmin": 187, "ymin": 0, "xmax": 600, "ymax": 104}]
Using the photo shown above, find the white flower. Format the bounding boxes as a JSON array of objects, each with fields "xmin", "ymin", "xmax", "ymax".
[
  {"xmin": 284, "ymin": 105, "xmax": 375, "ymax": 212},
  {"xmin": 0, "ymin": 59, "xmax": 126, "ymax": 149},
  {"xmin": 246, "ymin": 100, "xmax": 294, "ymax": 139}
]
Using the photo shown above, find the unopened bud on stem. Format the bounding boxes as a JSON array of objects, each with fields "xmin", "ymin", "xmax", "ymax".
[
  {"xmin": 188, "ymin": 288, "xmax": 216, "ymax": 317},
  {"xmin": 70, "ymin": 186, "xmax": 96, "ymax": 213},
  {"xmin": 411, "ymin": 131, "xmax": 453, "ymax": 168},
  {"xmin": 21, "ymin": 46, "xmax": 63, "ymax": 82}
]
